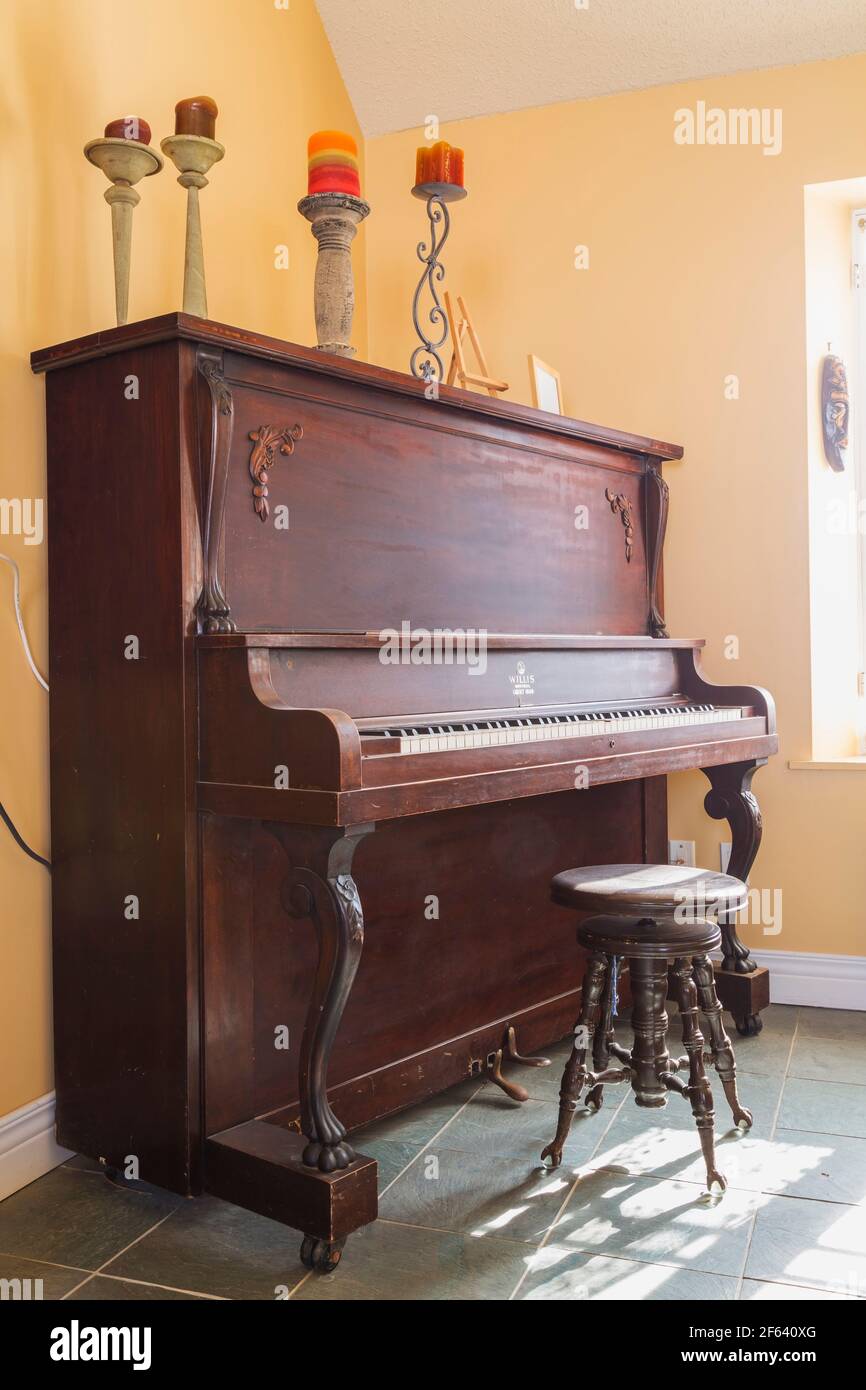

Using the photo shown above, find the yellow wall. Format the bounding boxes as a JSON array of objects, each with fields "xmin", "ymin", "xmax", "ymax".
[
  {"xmin": 364, "ymin": 55, "xmax": 866, "ymax": 963},
  {"xmin": 5, "ymin": 13, "xmax": 866, "ymax": 1122},
  {"xmin": 0, "ymin": 0, "xmax": 364, "ymax": 1116}
]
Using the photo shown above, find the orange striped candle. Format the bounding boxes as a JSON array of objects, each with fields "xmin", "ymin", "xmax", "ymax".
[{"xmin": 307, "ymin": 129, "xmax": 361, "ymax": 197}]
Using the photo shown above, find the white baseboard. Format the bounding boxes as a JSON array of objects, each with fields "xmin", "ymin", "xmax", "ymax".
[
  {"xmin": 0, "ymin": 1093, "xmax": 74, "ymax": 1201},
  {"xmin": 726, "ymin": 949, "xmax": 866, "ymax": 1011}
]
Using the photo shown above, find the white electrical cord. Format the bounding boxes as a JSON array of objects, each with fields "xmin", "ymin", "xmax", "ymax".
[{"xmin": 0, "ymin": 552, "xmax": 49, "ymax": 691}]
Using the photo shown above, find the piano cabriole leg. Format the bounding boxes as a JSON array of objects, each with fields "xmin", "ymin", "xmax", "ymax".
[
  {"xmin": 280, "ymin": 824, "xmax": 374, "ymax": 1175},
  {"xmin": 701, "ymin": 759, "xmax": 768, "ymax": 1036},
  {"xmin": 701, "ymin": 760, "xmax": 763, "ymax": 972}
]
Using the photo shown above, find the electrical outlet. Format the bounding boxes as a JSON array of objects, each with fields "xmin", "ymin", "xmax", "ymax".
[
  {"xmin": 668, "ymin": 839, "xmax": 695, "ymax": 867},
  {"xmin": 720, "ymin": 841, "xmax": 732, "ymax": 873}
]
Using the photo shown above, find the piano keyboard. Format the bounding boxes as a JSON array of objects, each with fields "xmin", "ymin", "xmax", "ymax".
[{"xmin": 362, "ymin": 704, "xmax": 744, "ymax": 757}]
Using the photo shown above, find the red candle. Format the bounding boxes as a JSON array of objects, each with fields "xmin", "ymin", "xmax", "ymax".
[
  {"xmin": 175, "ymin": 96, "xmax": 218, "ymax": 139},
  {"xmin": 104, "ymin": 116, "xmax": 151, "ymax": 144},
  {"xmin": 415, "ymin": 141, "xmax": 465, "ymax": 187}
]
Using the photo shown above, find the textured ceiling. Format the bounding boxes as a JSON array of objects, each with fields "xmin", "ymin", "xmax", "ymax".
[{"xmin": 315, "ymin": 0, "xmax": 866, "ymax": 137}]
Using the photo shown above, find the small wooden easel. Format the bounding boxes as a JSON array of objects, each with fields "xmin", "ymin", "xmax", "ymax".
[{"xmin": 445, "ymin": 292, "xmax": 508, "ymax": 397}]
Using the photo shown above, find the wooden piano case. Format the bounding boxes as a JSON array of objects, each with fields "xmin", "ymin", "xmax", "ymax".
[{"xmin": 33, "ymin": 316, "xmax": 772, "ymax": 1267}]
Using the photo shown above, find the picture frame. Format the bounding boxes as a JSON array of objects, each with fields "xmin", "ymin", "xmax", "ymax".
[{"xmin": 528, "ymin": 354, "xmax": 563, "ymax": 415}]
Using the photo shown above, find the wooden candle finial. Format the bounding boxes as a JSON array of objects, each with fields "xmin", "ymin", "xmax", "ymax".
[
  {"xmin": 161, "ymin": 99, "xmax": 224, "ymax": 318},
  {"xmin": 85, "ymin": 123, "xmax": 162, "ymax": 326},
  {"xmin": 298, "ymin": 191, "xmax": 370, "ymax": 357}
]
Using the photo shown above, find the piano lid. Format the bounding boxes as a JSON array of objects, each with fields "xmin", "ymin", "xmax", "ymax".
[{"xmin": 31, "ymin": 314, "xmax": 684, "ymax": 461}]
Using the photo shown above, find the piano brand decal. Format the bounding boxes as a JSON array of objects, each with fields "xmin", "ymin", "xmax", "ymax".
[
  {"xmin": 509, "ymin": 660, "xmax": 536, "ymax": 699},
  {"xmin": 378, "ymin": 622, "xmax": 487, "ymax": 675}
]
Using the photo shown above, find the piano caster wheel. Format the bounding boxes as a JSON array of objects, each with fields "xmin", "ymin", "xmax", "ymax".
[
  {"xmin": 734, "ymin": 1013, "xmax": 763, "ymax": 1037},
  {"xmin": 300, "ymin": 1235, "xmax": 345, "ymax": 1274}
]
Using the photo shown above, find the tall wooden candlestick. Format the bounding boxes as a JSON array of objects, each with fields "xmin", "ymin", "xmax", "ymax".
[
  {"xmin": 297, "ymin": 192, "xmax": 370, "ymax": 357},
  {"xmin": 84, "ymin": 128, "xmax": 163, "ymax": 326},
  {"xmin": 161, "ymin": 98, "xmax": 224, "ymax": 317}
]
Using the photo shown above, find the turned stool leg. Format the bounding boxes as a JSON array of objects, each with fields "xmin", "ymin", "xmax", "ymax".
[
  {"xmin": 692, "ymin": 953, "xmax": 753, "ymax": 1131},
  {"xmin": 541, "ymin": 950, "xmax": 607, "ymax": 1168},
  {"xmin": 585, "ymin": 955, "xmax": 616, "ymax": 1111},
  {"xmin": 672, "ymin": 956, "xmax": 726, "ymax": 1191},
  {"xmin": 629, "ymin": 953, "xmax": 671, "ymax": 1108}
]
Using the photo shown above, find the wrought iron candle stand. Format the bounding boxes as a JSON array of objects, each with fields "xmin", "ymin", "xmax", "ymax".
[{"xmin": 410, "ymin": 181, "xmax": 468, "ymax": 384}]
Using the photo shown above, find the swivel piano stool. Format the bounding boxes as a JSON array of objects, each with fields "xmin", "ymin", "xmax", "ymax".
[{"xmin": 541, "ymin": 865, "xmax": 753, "ymax": 1191}]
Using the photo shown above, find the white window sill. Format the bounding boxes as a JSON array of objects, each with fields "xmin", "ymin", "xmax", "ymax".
[{"xmin": 788, "ymin": 758, "xmax": 866, "ymax": 771}]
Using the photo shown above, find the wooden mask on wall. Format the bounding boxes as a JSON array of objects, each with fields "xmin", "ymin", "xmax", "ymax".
[{"xmin": 821, "ymin": 354, "xmax": 849, "ymax": 472}]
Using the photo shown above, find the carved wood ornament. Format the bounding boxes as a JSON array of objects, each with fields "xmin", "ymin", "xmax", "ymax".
[
  {"xmin": 605, "ymin": 488, "xmax": 634, "ymax": 562},
  {"xmin": 248, "ymin": 424, "xmax": 304, "ymax": 522}
]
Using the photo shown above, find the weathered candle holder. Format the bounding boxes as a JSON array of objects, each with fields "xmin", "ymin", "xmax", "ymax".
[
  {"xmin": 410, "ymin": 180, "xmax": 468, "ymax": 384},
  {"xmin": 84, "ymin": 136, "xmax": 163, "ymax": 326},
  {"xmin": 298, "ymin": 191, "xmax": 371, "ymax": 358},
  {"xmin": 160, "ymin": 133, "xmax": 225, "ymax": 318}
]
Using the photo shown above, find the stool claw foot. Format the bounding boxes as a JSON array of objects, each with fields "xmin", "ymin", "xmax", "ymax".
[
  {"xmin": 584, "ymin": 1084, "xmax": 604, "ymax": 1111},
  {"xmin": 732, "ymin": 1105, "xmax": 752, "ymax": 1131},
  {"xmin": 540, "ymin": 1138, "xmax": 565, "ymax": 1169},
  {"xmin": 704, "ymin": 1168, "xmax": 727, "ymax": 1195}
]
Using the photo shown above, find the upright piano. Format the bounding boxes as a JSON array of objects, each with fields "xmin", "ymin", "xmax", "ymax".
[{"xmin": 33, "ymin": 315, "xmax": 777, "ymax": 1271}]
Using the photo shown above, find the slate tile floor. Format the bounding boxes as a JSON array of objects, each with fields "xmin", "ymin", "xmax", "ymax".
[{"xmin": 2, "ymin": 1004, "xmax": 865, "ymax": 1301}]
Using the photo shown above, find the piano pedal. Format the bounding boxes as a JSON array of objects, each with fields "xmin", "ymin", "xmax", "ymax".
[
  {"xmin": 505, "ymin": 1024, "xmax": 552, "ymax": 1069},
  {"xmin": 486, "ymin": 1048, "xmax": 529, "ymax": 1103}
]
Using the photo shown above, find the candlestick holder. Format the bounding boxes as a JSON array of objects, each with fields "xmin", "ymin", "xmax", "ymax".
[
  {"xmin": 298, "ymin": 191, "xmax": 371, "ymax": 358},
  {"xmin": 410, "ymin": 181, "xmax": 468, "ymax": 384},
  {"xmin": 84, "ymin": 137, "xmax": 163, "ymax": 326},
  {"xmin": 160, "ymin": 133, "xmax": 225, "ymax": 318}
]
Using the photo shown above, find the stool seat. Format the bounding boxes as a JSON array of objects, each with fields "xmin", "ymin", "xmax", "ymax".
[
  {"xmin": 551, "ymin": 862, "xmax": 747, "ymax": 919},
  {"xmin": 577, "ymin": 912, "xmax": 721, "ymax": 958}
]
